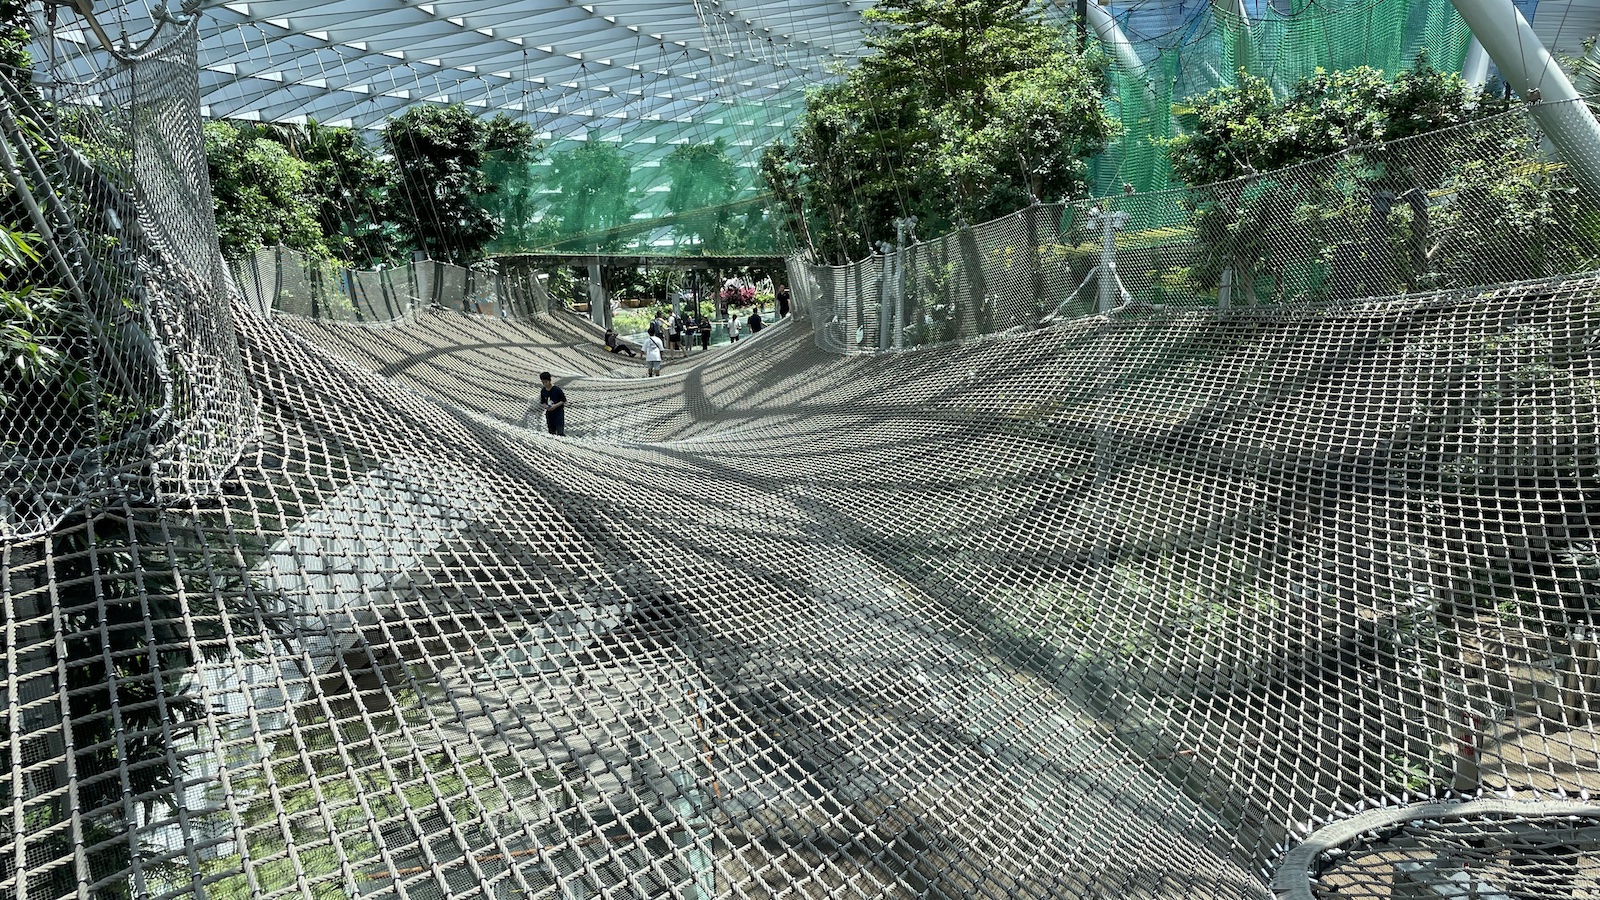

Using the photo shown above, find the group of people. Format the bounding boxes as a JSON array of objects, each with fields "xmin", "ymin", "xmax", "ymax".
[
  {"xmin": 557, "ymin": 292, "xmax": 790, "ymax": 434},
  {"xmin": 667, "ymin": 311, "xmax": 711, "ymax": 352},
  {"xmin": 602, "ymin": 307, "xmax": 770, "ymax": 373}
]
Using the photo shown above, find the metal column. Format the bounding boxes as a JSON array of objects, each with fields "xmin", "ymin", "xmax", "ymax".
[
  {"xmin": 1450, "ymin": 0, "xmax": 1600, "ymax": 201},
  {"xmin": 1461, "ymin": 35, "xmax": 1489, "ymax": 91}
]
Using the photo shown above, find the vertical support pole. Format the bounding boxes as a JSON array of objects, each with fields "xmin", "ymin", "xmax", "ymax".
[
  {"xmin": 309, "ymin": 256, "xmax": 323, "ymax": 320},
  {"xmin": 273, "ymin": 245, "xmax": 286, "ymax": 315},
  {"xmin": 1092, "ymin": 207, "xmax": 1129, "ymax": 313},
  {"xmin": 1085, "ymin": 2, "xmax": 1156, "ymax": 109},
  {"xmin": 893, "ymin": 217, "xmax": 914, "ymax": 350},
  {"xmin": 1097, "ymin": 210, "xmax": 1115, "ymax": 313},
  {"xmin": 1461, "ymin": 35, "xmax": 1490, "ymax": 91},
  {"xmin": 345, "ymin": 269, "xmax": 361, "ymax": 321},
  {"xmin": 1450, "ymin": 0, "xmax": 1600, "ymax": 201},
  {"xmin": 876, "ymin": 241, "xmax": 893, "ymax": 352},
  {"xmin": 587, "ymin": 261, "xmax": 607, "ymax": 327},
  {"xmin": 1025, "ymin": 204, "xmax": 1045, "ymax": 324},
  {"xmin": 1218, "ymin": 266, "xmax": 1234, "ymax": 311}
]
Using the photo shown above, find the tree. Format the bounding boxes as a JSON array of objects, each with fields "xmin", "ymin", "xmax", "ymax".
[
  {"xmin": 758, "ymin": 142, "xmax": 811, "ymax": 252},
  {"xmin": 301, "ymin": 121, "xmax": 401, "ymax": 267},
  {"xmin": 1167, "ymin": 64, "xmax": 1501, "ymax": 187},
  {"xmin": 663, "ymin": 139, "xmax": 740, "ymax": 251},
  {"xmin": 384, "ymin": 105, "xmax": 535, "ymax": 265},
  {"xmin": 543, "ymin": 137, "xmax": 635, "ymax": 252},
  {"xmin": 1161, "ymin": 62, "xmax": 1546, "ymax": 302},
  {"xmin": 768, "ymin": 0, "xmax": 1114, "ymax": 263},
  {"xmin": 479, "ymin": 114, "xmax": 541, "ymax": 251},
  {"xmin": 204, "ymin": 121, "xmax": 327, "ymax": 259}
]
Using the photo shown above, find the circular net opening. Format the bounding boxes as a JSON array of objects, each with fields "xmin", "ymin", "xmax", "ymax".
[{"xmin": 1279, "ymin": 801, "xmax": 1600, "ymax": 900}]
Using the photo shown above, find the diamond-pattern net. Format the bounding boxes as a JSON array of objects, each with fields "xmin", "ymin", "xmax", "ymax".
[
  {"xmin": 2, "ymin": 18, "xmax": 252, "ymax": 541},
  {"xmin": 232, "ymin": 247, "xmax": 550, "ymax": 322},
  {"xmin": 795, "ymin": 100, "xmax": 1600, "ymax": 354},
  {"xmin": 9, "ymin": 13, "xmax": 1600, "ymax": 900}
]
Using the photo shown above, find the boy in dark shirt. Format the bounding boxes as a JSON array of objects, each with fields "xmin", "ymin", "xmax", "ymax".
[{"xmin": 538, "ymin": 372, "xmax": 567, "ymax": 436}]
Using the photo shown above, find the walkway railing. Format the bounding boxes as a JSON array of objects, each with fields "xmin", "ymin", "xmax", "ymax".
[{"xmin": 790, "ymin": 97, "xmax": 1600, "ymax": 353}]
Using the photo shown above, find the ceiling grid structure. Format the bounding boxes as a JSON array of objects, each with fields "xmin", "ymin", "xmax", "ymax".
[
  {"xmin": 43, "ymin": 0, "xmax": 1600, "ymax": 154},
  {"xmin": 181, "ymin": 0, "xmax": 865, "ymax": 145}
]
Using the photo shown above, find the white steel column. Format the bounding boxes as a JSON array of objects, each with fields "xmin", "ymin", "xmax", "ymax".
[
  {"xmin": 1450, "ymin": 0, "xmax": 1600, "ymax": 200},
  {"xmin": 1461, "ymin": 35, "xmax": 1489, "ymax": 91},
  {"xmin": 1085, "ymin": 2, "xmax": 1154, "ymax": 104}
]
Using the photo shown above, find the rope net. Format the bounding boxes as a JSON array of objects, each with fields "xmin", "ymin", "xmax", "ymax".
[
  {"xmin": 798, "ymin": 98, "xmax": 1599, "ymax": 354},
  {"xmin": 9, "ymin": 11, "xmax": 1600, "ymax": 900},
  {"xmin": 230, "ymin": 247, "xmax": 553, "ymax": 323},
  {"xmin": 2, "ymin": 18, "xmax": 252, "ymax": 541}
]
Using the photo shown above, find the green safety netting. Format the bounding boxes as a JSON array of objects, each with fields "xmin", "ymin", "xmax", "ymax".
[
  {"xmin": 481, "ymin": 103, "xmax": 791, "ymax": 256},
  {"xmin": 1088, "ymin": 0, "xmax": 1481, "ymax": 196},
  {"xmin": 466, "ymin": 0, "xmax": 1494, "ymax": 255}
]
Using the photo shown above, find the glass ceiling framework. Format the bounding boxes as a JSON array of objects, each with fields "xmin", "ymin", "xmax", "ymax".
[
  {"xmin": 41, "ymin": 0, "xmax": 1596, "ymax": 254},
  {"xmin": 55, "ymin": 0, "xmax": 879, "ymax": 147}
]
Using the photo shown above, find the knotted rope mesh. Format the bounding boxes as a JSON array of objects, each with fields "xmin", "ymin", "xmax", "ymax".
[
  {"xmin": 8, "ymin": 12, "xmax": 1600, "ymax": 900},
  {"xmin": 1, "ymin": 17, "xmax": 251, "ymax": 542}
]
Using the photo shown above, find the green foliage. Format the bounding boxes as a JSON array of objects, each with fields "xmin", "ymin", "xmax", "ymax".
[
  {"xmin": 0, "ymin": 228, "xmax": 131, "ymax": 453},
  {"xmin": 1167, "ymin": 63, "xmax": 1504, "ymax": 187},
  {"xmin": 770, "ymin": 0, "xmax": 1114, "ymax": 263},
  {"xmin": 17, "ymin": 514, "xmax": 238, "ymax": 900},
  {"xmin": 301, "ymin": 121, "xmax": 401, "ymax": 267},
  {"xmin": 205, "ymin": 109, "xmax": 536, "ymax": 267},
  {"xmin": 542, "ymin": 137, "xmax": 635, "ymax": 252},
  {"xmin": 0, "ymin": 230, "xmax": 67, "ymax": 392},
  {"xmin": 204, "ymin": 121, "xmax": 328, "ymax": 259},
  {"xmin": 610, "ymin": 305, "xmax": 656, "ymax": 335},
  {"xmin": 1414, "ymin": 138, "xmax": 1600, "ymax": 289},
  {"xmin": 663, "ymin": 139, "xmax": 740, "ymax": 251},
  {"xmin": 385, "ymin": 104, "xmax": 499, "ymax": 264},
  {"xmin": 0, "ymin": 0, "xmax": 36, "ymax": 106},
  {"xmin": 483, "ymin": 113, "xmax": 537, "ymax": 160},
  {"xmin": 759, "ymin": 142, "xmax": 810, "ymax": 251},
  {"xmin": 480, "ymin": 115, "xmax": 542, "ymax": 251},
  {"xmin": 197, "ymin": 698, "xmax": 552, "ymax": 898},
  {"xmin": 1160, "ymin": 62, "xmax": 1590, "ymax": 302}
]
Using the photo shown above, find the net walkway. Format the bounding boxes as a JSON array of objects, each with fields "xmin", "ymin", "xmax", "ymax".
[
  {"xmin": 14, "ymin": 269, "xmax": 1600, "ymax": 899},
  {"xmin": 9, "ymin": 11, "xmax": 1600, "ymax": 900}
]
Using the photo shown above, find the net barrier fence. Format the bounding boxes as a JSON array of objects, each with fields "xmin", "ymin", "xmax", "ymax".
[
  {"xmin": 791, "ymin": 97, "xmax": 1600, "ymax": 355},
  {"xmin": 2, "ymin": 17, "xmax": 253, "ymax": 542},
  {"xmin": 230, "ymin": 248, "xmax": 555, "ymax": 324},
  {"xmin": 8, "ymin": 11, "xmax": 1600, "ymax": 900}
]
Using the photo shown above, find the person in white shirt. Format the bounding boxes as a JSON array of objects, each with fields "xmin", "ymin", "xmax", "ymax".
[{"xmin": 643, "ymin": 332, "xmax": 664, "ymax": 376}]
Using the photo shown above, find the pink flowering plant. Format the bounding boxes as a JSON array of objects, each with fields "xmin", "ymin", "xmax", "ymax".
[{"xmin": 720, "ymin": 279, "xmax": 756, "ymax": 307}]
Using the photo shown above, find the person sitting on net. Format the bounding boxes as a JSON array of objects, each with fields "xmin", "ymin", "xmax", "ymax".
[{"xmin": 604, "ymin": 329, "xmax": 638, "ymax": 357}]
